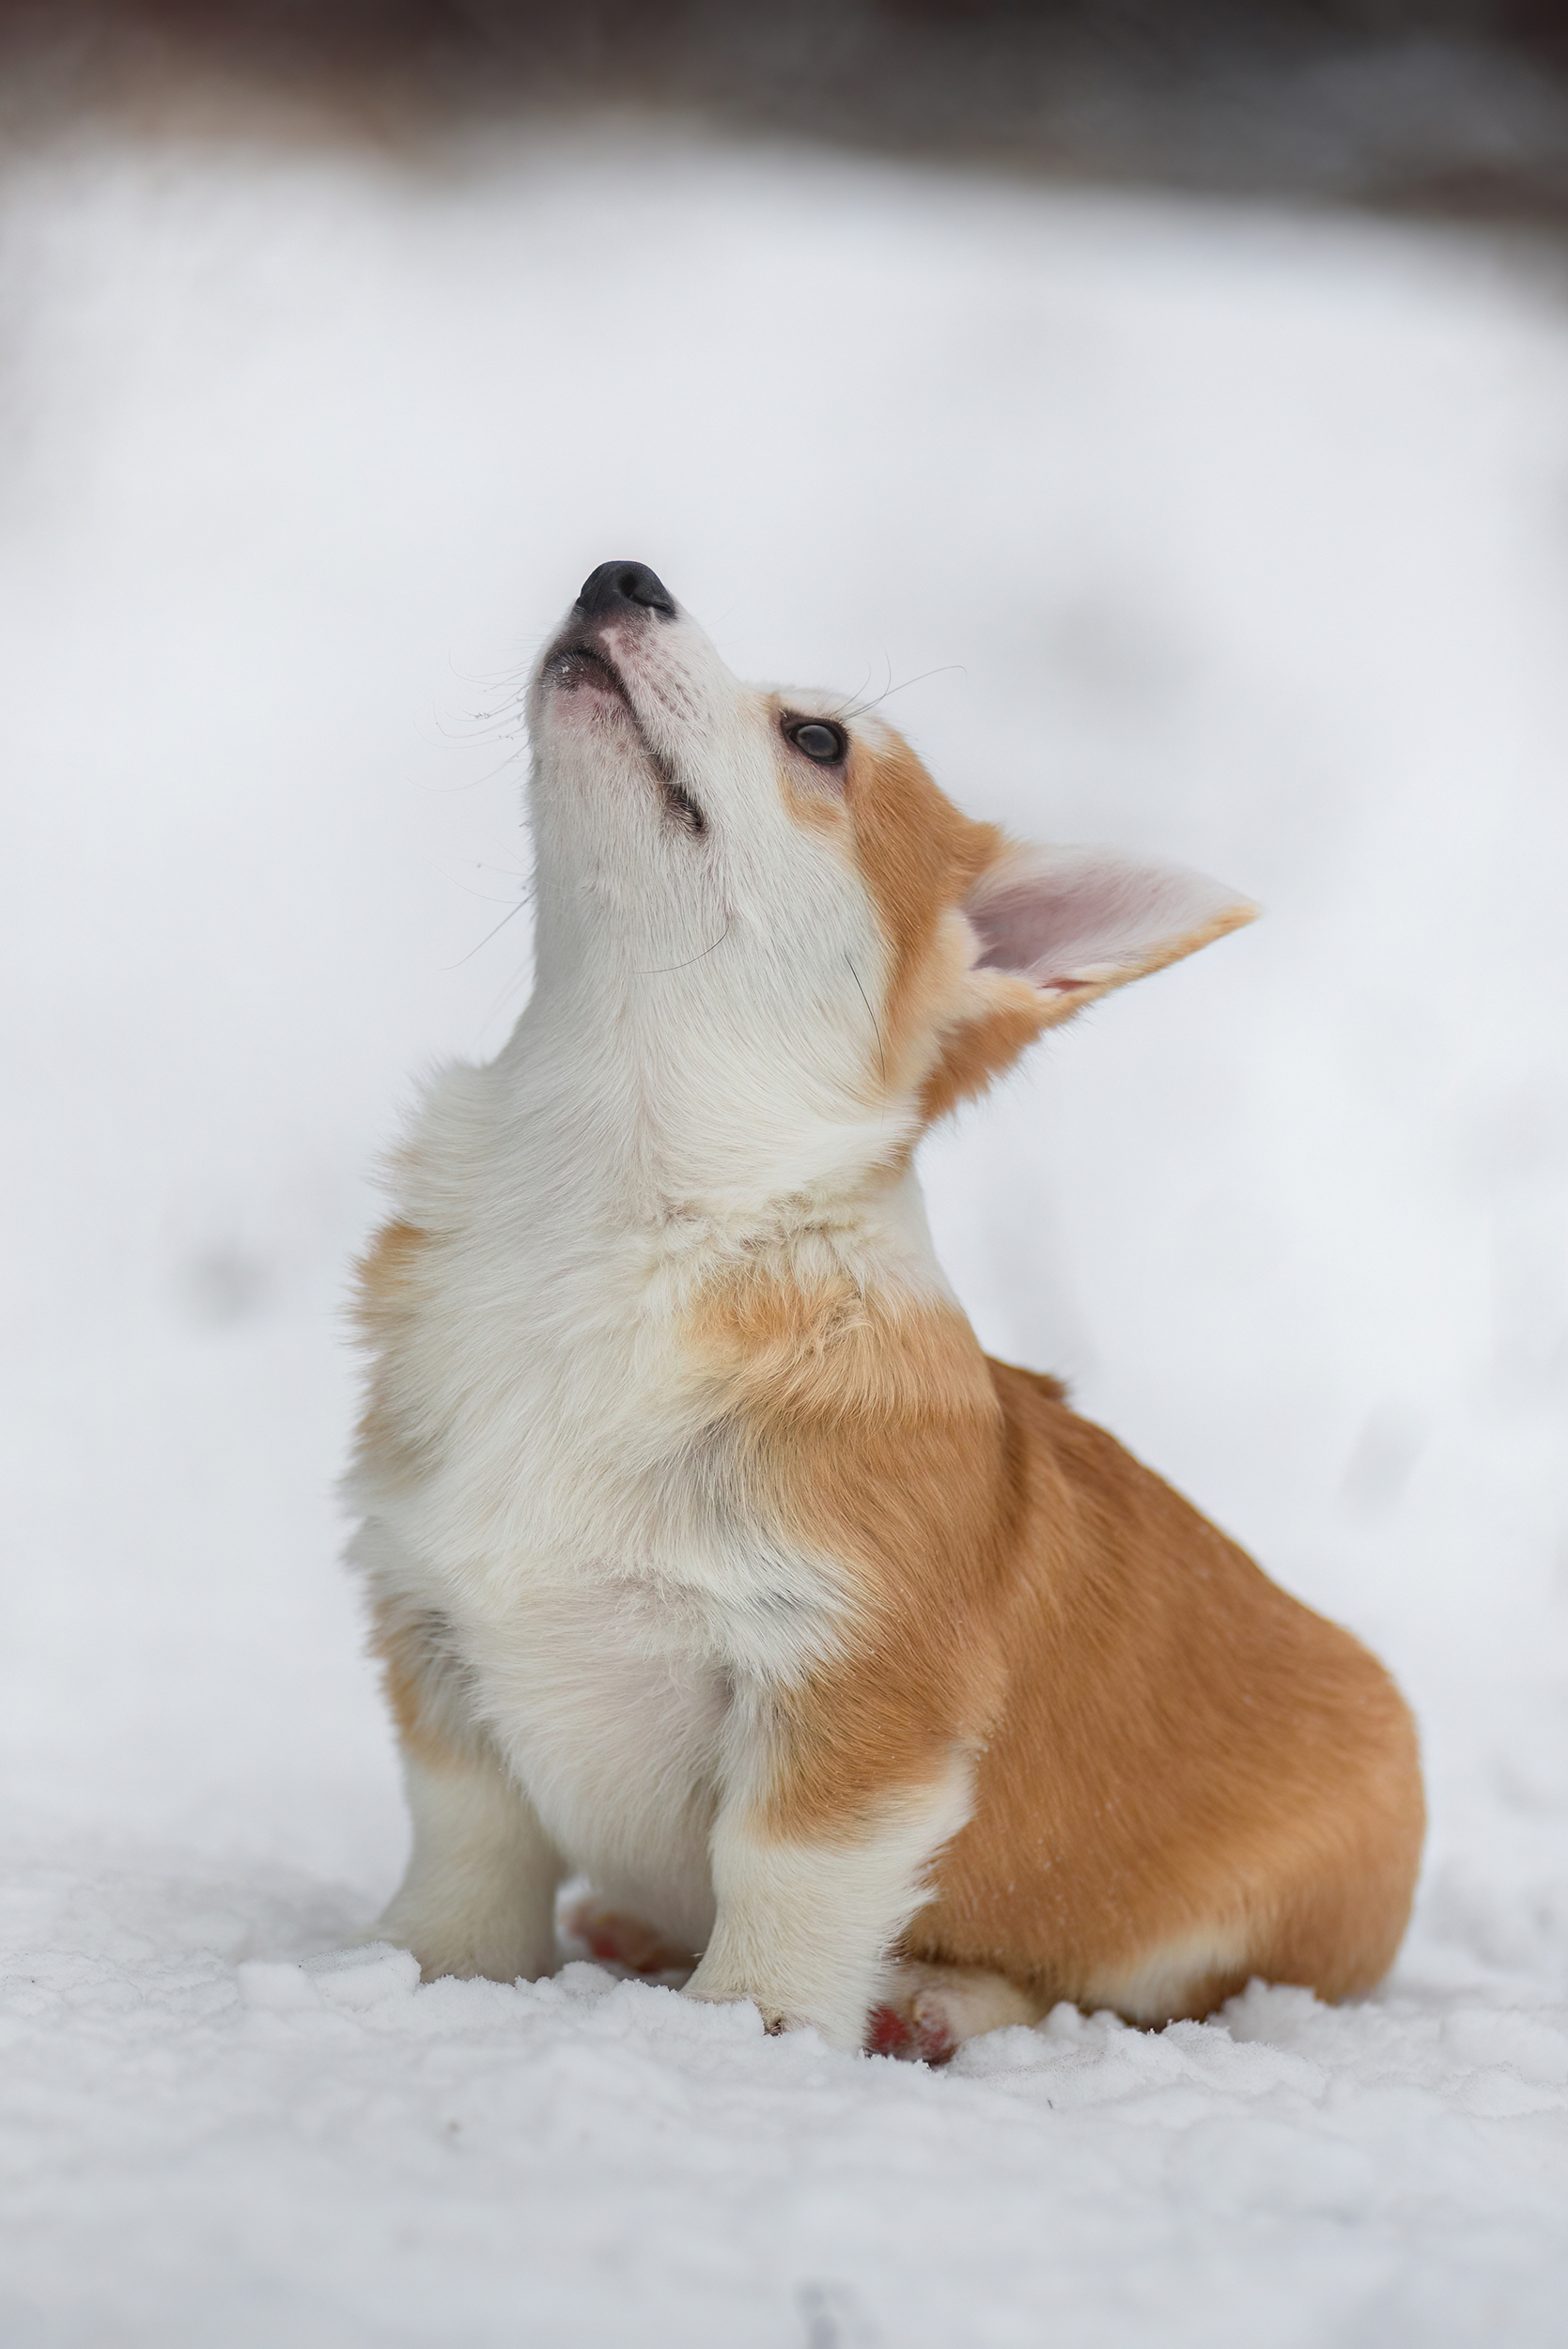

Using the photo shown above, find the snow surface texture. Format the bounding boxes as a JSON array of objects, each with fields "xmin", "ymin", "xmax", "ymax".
[{"xmin": 2, "ymin": 122, "xmax": 1566, "ymax": 2347}]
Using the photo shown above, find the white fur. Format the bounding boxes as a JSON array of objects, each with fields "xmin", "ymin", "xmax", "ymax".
[
  {"xmin": 373, "ymin": 1745, "xmax": 562, "ymax": 1984},
  {"xmin": 878, "ymin": 1960, "xmax": 1049, "ymax": 2053},
  {"xmin": 349, "ymin": 575, "xmax": 1250, "ymax": 2046},
  {"xmin": 687, "ymin": 1752, "xmax": 976, "ymax": 2051},
  {"xmin": 1086, "ymin": 1927, "xmax": 1252, "ymax": 2024}
]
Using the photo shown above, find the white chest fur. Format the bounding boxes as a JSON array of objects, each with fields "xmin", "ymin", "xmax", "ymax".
[{"xmin": 348, "ymin": 1037, "xmax": 933, "ymax": 1946}]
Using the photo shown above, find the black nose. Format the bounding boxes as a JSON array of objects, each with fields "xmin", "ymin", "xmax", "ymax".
[{"xmin": 575, "ymin": 560, "xmax": 676, "ymax": 620}]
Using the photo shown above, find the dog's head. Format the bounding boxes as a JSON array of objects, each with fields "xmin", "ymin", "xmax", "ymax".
[{"xmin": 525, "ymin": 563, "xmax": 1252, "ymax": 1193}]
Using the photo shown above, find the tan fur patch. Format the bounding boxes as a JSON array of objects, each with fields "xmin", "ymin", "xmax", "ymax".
[
  {"xmin": 777, "ymin": 720, "xmax": 1090, "ymax": 1125},
  {"xmin": 351, "ymin": 1220, "xmax": 432, "ymax": 1477},
  {"xmin": 688, "ymin": 1258, "xmax": 1009, "ymax": 1830},
  {"xmin": 352, "ymin": 1219, "xmax": 428, "ymax": 1342},
  {"xmin": 778, "ymin": 720, "xmax": 1257, "ymax": 1131},
  {"xmin": 366, "ymin": 1593, "xmax": 481, "ymax": 1774},
  {"xmin": 908, "ymin": 1367, "xmax": 1424, "ymax": 2014},
  {"xmin": 689, "ymin": 1254, "xmax": 1424, "ymax": 2020},
  {"xmin": 918, "ymin": 973, "xmax": 1054, "ymax": 1126},
  {"xmin": 837, "ymin": 733, "xmax": 1001, "ymax": 1091},
  {"xmin": 775, "ymin": 714, "xmax": 1045, "ymax": 1118}
]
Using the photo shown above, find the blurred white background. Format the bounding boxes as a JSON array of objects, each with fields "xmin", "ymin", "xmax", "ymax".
[
  {"xmin": 5, "ymin": 123, "xmax": 1564, "ymax": 1902},
  {"xmin": 2, "ymin": 88, "xmax": 1566, "ymax": 2349}
]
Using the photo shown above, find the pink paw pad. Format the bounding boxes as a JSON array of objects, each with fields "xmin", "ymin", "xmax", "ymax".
[
  {"xmin": 561, "ymin": 1898, "xmax": 691, "ymax": 1977},
  {"xmin": 865, "ymin": 1996, "xmax": 957, "ymax": 2065},
  {"xmin": 866, "ymin": 2002, "xmax": 914, "ymax": 2057}
]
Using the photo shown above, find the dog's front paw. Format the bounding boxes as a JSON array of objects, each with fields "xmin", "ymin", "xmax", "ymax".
[
  {"xmin": 682, "ymin": 1959, "xmax": 849, "ymax": 2045},
  {"xmin": 370, "ymin": 1900, "xmax": 556, "ymax": 1986},
  {"xmin": 684, "ymin": 1981, "xmax": 797, "ymax": 2035},
  {"xmin": 682, "ymin": 1969, "xmax": 768, "ymax": 2017}
]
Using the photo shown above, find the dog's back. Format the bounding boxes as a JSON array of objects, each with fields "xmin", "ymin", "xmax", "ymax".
[{"xmin": 918, "ymin": 1362, "xmax": 1421, "ymax": 2019}]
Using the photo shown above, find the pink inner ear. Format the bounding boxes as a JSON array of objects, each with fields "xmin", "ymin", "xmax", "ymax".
[{"xmin": 966, "ymin": 847, "xmax": 1252, "ymax": 993}]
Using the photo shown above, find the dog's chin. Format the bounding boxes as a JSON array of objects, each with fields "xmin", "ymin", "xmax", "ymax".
[
  {"xmin": 539, "ymin": 653, "xmax": 702, "ymax": 833},
  {"xmin": 543, "ymin": 641, "xmax": 633, "ymax": 706},
  {"xmin": 538, "ymin": 656, "xmax": 647, "ymax": 771}
]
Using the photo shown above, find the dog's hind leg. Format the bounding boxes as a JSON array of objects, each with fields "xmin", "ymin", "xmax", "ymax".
[
  {"xmin": 558, "ymin": 1893, "xmax": 698, "ymax": 1979},
  {"xmin": 867, "ymin": 1960, "xmax": 1050, "ymax": 2064}
]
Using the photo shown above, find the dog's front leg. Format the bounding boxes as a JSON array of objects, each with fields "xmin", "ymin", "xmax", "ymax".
[
  {"xmin": 375, "ymin": 1738, "xmax": 564, "ymax": 1984},
  {"xmin": 684, "ymin": 1691, "xmax": 974, "ymax": 2052},
  {"xmin": 363, "ymin": 1584, "xmax": 564, "ymax": 1983}
]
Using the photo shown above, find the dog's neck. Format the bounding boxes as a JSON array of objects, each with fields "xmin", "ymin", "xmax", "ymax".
[{"xmin": 489, "ymin": 962, "xmax": 930, "ymax": 1266}]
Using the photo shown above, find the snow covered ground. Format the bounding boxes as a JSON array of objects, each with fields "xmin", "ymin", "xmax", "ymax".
[{"xmin": 2, "ymin": 119, "xmax": 1565, "ymax": 2346}]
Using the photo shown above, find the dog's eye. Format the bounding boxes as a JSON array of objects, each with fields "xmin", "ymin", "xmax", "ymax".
[{"xmin": 785, "ymin": 719, "xmax": 846, "ymax": 765}]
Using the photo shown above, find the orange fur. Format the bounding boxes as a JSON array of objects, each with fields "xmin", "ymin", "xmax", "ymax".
[
  {"xmin": 351, "ymin": 1220, "xmax": 431, "ymax": 1479},
  {"xmin": 353, "ymin": 1219, "xmax": 427, "ymax": 1339},
  {"xmin": 690, "ymin": 1260, "xmax": 1422, "ymax": 2019},
  {"xmin": 779, "ymin": 724, "xmax": 1259, "ymax": 1126},
  {"xmin": 776, "ymin": 714, "xmax": 1037, "ymax": 1107},
  {"xmin": 689, "ymin": 1266, "xmax": 1007, "ymax": 1831},
  {"xmin": 687, "ymin": 721, "xmax": 1421, "ymax": 2019},
  {"xmin": 366, "ymin": 1593, "xmax": 479, "ymax": 1773},
  {"xmin": 777, "ymin": 720, "xmax": 1075, "ymax": 1122},
  {"xmin": 832, "ymin": 731, "xmax": 1002, "ymax": 1095}
]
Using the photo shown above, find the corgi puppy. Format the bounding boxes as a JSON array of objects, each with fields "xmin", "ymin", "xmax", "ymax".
[{"xmin": 347, "ymin": 561, "xmax": 1423, "ymax": 2061}]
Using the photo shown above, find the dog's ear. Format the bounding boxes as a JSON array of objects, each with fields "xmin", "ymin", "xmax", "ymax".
[
  {"xmin": 965, "ymin": 843, "xmax": 1256, "ymax": 1009},
  {"xmin": 923, "ymin": 844, "xmax": 1256, "ymax": 1120}
]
